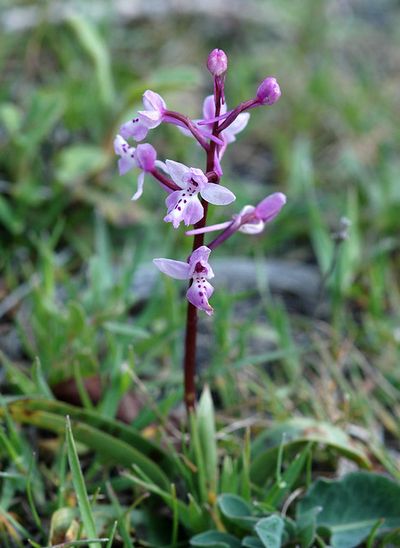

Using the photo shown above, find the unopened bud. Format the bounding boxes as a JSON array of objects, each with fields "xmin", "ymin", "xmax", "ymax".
[
  {"xmin": 207, "ymin": 49, "xmax": 228, "ymax": 77},
  {"xmin": 256, "ymin": 77, "xmax": 281, "ymax": 105}
]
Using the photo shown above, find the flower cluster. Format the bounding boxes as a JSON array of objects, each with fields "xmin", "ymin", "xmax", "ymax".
[{"xmin": 115, "ymin": 49, "xmax": 285, "ymax": 315}]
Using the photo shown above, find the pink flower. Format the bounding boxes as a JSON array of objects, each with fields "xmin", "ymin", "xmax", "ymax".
[
  {"xmin": 114, "ymin": 135, "xmax": 157, "ymax": 200},
  {"xmin": 237, "ymin": 192, "xmax": 287, "ymax": 234},
  {"xmin": 163, "ymin": 160, "xmax": 235, "ymax": 228},
  {"xmin": 120, "ymin": 90, "xmax": 166, "ymax": 142},
  {"xmin": 153, "ymin": 246, "xmax": 215, "ymax": 315},
  {"xmin": 186, "ymin": 192, "xmax": 287, "ymax": 238}
]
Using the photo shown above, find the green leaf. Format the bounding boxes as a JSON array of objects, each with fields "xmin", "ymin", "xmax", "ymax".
[
  {"xmin": 296, "ymin": 506, "xmax": 321, "ymax": 548},
  {"xmin": 217, "ymin": 494, "xmax": 257, "ymax": 531},
  {"xmin": 255, "ymin": 515, "xmax": 284, "ymax": 548},
  {"xmin": 65, "ymin": 416, "xmax": 100, "ymax": 548},
  {"xmin": 67, "ymin": 14, "xmax": 115, "ymax": 107},
  {"xmin": 297, "ymin": 472, "xmax": 400, "ymax": 548},
  {"xmin": 19, "ymin": 90, "xmax": 64, "ymax": 151},
  {"xmin": 190, "ymin": 530, "xmax": 241, "ymax": 548},
  {"xmin": 250, "ymin": 418, "xmax": 370, "ymax": 484},
  {"xmin": 3, "ymin": 398, "xmax": 172, "ymax": 489},
  {"xmin": 263, "ymin": 443, "xmax": 312, "ymax": 509},
  {"xmin": 197, "ymin": 386, "xmax": 218, "ymax": 492},
  {"xmin": 0, "ymin": 102, "xmax": 23, "ymax": 136},
  {"xmin": 55, "ymin": 145, "xmax": 108, "ymax": 185},
  {"xmin": 241, "ymin": 537, "xmax": 264, "ymax": 548},
  {"xmin": 0, "ymin": 195, "xmax": 23, "ymax": 234}
]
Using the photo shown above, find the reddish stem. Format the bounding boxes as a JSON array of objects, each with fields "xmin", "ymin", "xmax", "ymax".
[
  {"xmin": 182, "ymin": 85, "xmax": 222, "ymax": 413},
  {"xmin": 149, "ymin": 168, "xmax": 180, "ymax": 193}
]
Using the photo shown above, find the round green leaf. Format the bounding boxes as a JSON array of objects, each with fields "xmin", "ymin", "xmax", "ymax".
[
  {"xmin": 190, "ymin": 530, "xmax": 241, "ymax": 548},
  {"xmin": 255, "ymin": 515, "xmax": 284, "ymax": 548},
  {"xmin": 297, "ymin": 472, "xmax": 400, "ymax": 548}
]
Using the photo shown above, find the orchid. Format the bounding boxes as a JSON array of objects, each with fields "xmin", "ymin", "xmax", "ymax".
[
  {"xmin": 154, "ymin": 246, "xmax": 215, "ymax": 316},
  {"xmin": 114, "ymin": 135, "xmax": 157, "ymax": 200},
  {"xmin": 114, "ymin": 48, "xmax": 284, "ymax": 411},
  {"xmin": 186, "ymin": 192, "xmax": 287, "ymax": 239},
  {"xmin": 120, "ymin": 90, "xmax": 166, "ymax": 142},
  {"xmin": 163, "ymin": 160, "xmax": 235, "ymax": 228}
]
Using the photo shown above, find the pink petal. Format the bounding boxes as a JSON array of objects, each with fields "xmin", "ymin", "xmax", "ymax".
[
  {"xmin": 200, "ymin": 183, "xmax": 236, "ymax": 205},
  {"xmin": 222, "ymin": 112, "xmax": 250, "ymax": 144},
  {"xmin": 120, "ymin": 119, "xmax": 148, "ymax": 141},
  {"xmin": 188, "ymin": 246, "xmax": 214, "ymax": 278},
  {"xmin": 202, "ymin": 95, "xmax": 227, "ymax": 121},
  {"xmin": 142, "ymin": 90, "xmax": 166, "ymax": 112},
  {"xmin": 131, "ymin": 171, "xmax": 145, "ymax": 201},
  {"xmin": 165, "ymin": 190, "xmax": 182, "ymax": 211},
  {"xmin": 113, "ymin": 134, "xmax": 129, "ymax": 155},
  {"xmin": 153, "ymin": 258, "xmax": 190, "ymax": 280},
  {"xmin": 155, "ymin": 160, "xmax": 168, "ymax": 173},
  {"xmin": 135, "ymin": 143, "xmax": 156, "ymax": 172},
  {"xmin": 182, "ymin": 196, "xmax": 204, "ymax": 226},
  {"xmin": 239, "ymin": 219, "xmax": 265, "ymax": 234},
  {"xmin": 187, "ymin": 278, "xmax": 214, "ymax": 316},
  {"xmin": 255, "ymin": 192, "xmax": 287, "ymax": 222},
  {"xmin": 189, "ymin": 245, "xmax": 211, "ymax": 266},
  {"xmin": 202, "ymin": 95, "xmax": 216, "ymax": 121},
  {"xmin": 163, "ymin": 210, "xmax": 181, "ymax": 229},
  {"xmin": 165, "ymin": 160, "xmax": 189, "ymax": 188},
  {"xmin": 118, "ymin": 157, "xmax": 136, "ymax": 176},
  {"xmin": 186, "ymin": 220, "xmax": 232, "ymax": 236},
  {"xmin": 188, "ymin": 167, "xmax": 208, "ymax": 189},
  {"xmin": 214, "ymin": 149, "xmax": 224, "ymax": 174},
  {"xmin": 138, "ymin": 110, "xmax": 163, "ymax": 129}
]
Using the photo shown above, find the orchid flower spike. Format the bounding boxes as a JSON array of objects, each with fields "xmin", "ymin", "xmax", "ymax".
[
  {"xmin": 163, "ymin": 160, "xmax": 235, "ymax": 228},
  {"xmin": 114, "ymin": 135, "xmax": 157, "ymax": 200},
  {"xmin": 120, "ymin": 90, "xmax": 167, "ymax": 142},
  {"xmin": 153, "ymin": 246, "xmax": 215, "ymax": 315},
  {"xmin": 186, "ymin": 192, "xmax": 287, "ymax": 238}
]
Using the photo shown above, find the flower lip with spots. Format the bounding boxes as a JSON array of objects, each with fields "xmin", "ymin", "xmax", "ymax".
[
  {"xmin": 163, "ymin": 160, "xmax": 236, "ymax": 228},
  {"xmin": 153, "ymin": 246, "xmax": 215, "ymax": 315},
  {"xmin": 113, "ymin": 135, "xmax": 157, "ymax": 200},
  {"xmin": 120, "ymin": 90, "xmax": 167, "ymax": 142}
]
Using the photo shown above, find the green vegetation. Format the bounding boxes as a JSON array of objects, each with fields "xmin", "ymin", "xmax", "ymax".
[{"xmin": 1, "ymin": 0, "xmax": 400, "ymax": 545}]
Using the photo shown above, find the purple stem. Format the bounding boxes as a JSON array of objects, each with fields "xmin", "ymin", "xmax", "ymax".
[
  {"xmin": 216, "ymin": 98, "xmax": 259, "ymax": 133},
  {"xmin": 164, "ymin": 110, "xmax": 210, "ymax": 150},
  {"xmin": 182, "ymin": 82, "xmax": 222, "ymax": 413},
  {"xmin": 149, "ymin": 168, "xmax": 180, "ymax": 193}
]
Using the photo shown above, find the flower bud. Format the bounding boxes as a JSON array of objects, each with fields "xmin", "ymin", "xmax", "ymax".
[
  {"xmin": 256, "ymin": 77, "xmax": 281, "ymax": 105},
  {"xmin": 207, "ymin": 49, "xmax": 228, "ymax": 77}
]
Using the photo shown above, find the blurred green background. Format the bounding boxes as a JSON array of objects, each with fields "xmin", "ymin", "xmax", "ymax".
[{"xmin": 1, "ymin": 0, "xmax": 400, "ymax": 426}]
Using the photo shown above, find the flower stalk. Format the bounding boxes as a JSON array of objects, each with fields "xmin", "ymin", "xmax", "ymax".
[{"xmin": 114, "ymin": 49, "xmax": 285, "ymax": 414}]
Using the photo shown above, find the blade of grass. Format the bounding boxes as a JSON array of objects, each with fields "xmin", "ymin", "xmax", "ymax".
[{"xmin": 65, "ymin": 416, "xmax": 100, "ymax": 548}]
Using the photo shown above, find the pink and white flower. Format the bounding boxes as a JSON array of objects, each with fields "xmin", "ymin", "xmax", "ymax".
[
  {"xmin": 163, "ymin": 160, "xmax": 235, "ymax": 228},
  {"xmin": 120, "ymin": 90, "xmax": 167, "ymax": 142},
  {"xmin": 153, "ymin": 246, "xmax": 215, "ymax": 315},
  {"xmin": 114, "ymin": 135, "xmax": 157, "ymax": 200},
  {"xmin": 186, "ymin": 192, "xmax": 287, "ymax": 237}
]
